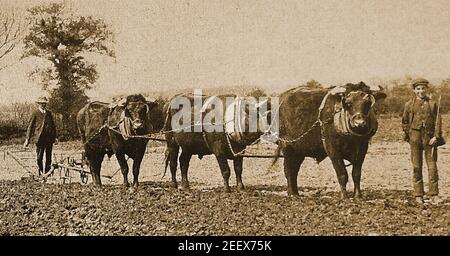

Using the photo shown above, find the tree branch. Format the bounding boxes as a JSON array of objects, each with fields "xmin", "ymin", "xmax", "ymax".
[{"xmin": 0, "ymin": 9, "xmax": 27, "ymax": 63}]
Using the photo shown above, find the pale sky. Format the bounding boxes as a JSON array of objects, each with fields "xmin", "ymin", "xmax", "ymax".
[{"xmin": 0, "ymin": 0, "xmax": 449, "ymax": 103}]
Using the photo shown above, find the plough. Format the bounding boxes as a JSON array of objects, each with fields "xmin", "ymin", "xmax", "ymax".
[
  {"xmin": 51, "ymin": 155, "xmax": 90, "ymax": 184},
  {"xmin": 51, "ymin": 155, "xmax": 117, "ymax": 184},
  {"xmin": 4, "ymin": 149, "xmax": 38, "ymax": 178},
  {"xmin": 4, "ymin": 149, "xmax": 117, "ymax": 184}
]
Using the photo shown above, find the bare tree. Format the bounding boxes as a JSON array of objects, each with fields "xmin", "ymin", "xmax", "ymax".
[
  {"xmin": 0, "ymin": 9, "xmax": 26, "ymax": 70},
  {"xmin": 10, "ymin": 102, "xmax": 33, "ymax": 128}
]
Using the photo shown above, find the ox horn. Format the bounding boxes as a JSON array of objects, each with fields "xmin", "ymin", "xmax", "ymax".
[
  {"xmin": 369, "ymin": 85, "xmax": 383, "ymax": 92},
  {"xmin": 117, "ymin": 98, "xmax": 127, "ymax": 107},
  {"xmin": 363, "ymin": 93, "xmax": 376, "ymax": 107},
  {"xmin": 329, "ymin": 86, "xmax": 346, "ymax": 95},
  {"xmin": 369, "ymin": 95, "xmax": 376, "ymax": 107}
]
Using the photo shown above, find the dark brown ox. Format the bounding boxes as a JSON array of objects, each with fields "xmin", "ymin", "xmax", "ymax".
[
  {"xmin": 164, "ymin": 93, "xmax": 268, "ymax": 192},
  {"xmin": 272, "ymin": 82, "xmax": 386, "ymax": 199},
  {"xmin": 77, "ymin": 94, "xmax": 162, "ymax": 187}
]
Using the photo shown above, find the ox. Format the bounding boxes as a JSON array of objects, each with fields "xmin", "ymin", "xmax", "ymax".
[
  {"xmin": 272, "ymin": 82, "xmax": 386, "ymax": 199},
  {"xmin": 164, "ymin": 93, "xmax": 269, "ymax": 192},
  {"xmin": 77, "ymin": 94, "xmax": 162, "ymax": 187}
]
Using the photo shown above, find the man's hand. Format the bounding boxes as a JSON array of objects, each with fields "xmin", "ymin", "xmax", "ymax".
[
  {"xmin": 429, "ymin": 137, "xmax": 437, "ymax": 146},
  {"xmin": 23, "ymin": 139, "xmax": 29, "ymax": 148}
]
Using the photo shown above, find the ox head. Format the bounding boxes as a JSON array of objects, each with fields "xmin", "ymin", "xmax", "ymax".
[
  {"xmin": 118, "ymin": 94, "xmax": 158, "ymax": 134},
  {"xmin": 331, "ymin": 82, "xmax": 386, "ymax": 135}
]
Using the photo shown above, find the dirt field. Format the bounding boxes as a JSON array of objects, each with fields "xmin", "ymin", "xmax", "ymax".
[{"xmin": 0, "ymin": 116, "xmax": 449, "ymax": 235}]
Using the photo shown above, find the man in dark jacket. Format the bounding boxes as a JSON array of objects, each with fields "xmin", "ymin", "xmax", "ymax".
[
  {"xmin": 23, "ymin": 97, "xmax": 57, "ymax": 176},
  {"xmin": 402, "ymin": 78, "xmax": 443, "ymax": 204}
]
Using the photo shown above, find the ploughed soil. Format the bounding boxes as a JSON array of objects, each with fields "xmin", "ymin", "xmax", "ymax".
[
  {"xmin": 0, "ymin": 116, "xmax": 449, "ymax": 235},
  {"xmin": 0, "ymin": 179, "xmax": 449, "ymax": 236}
]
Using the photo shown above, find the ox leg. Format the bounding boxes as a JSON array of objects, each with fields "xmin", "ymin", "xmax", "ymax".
[
  {"xmin": 284, "ymin": 155, "xmax": 303, "ymax": 197},
  {"xmin": 132, "ymin": 154, "xmax": 144, "ymax": 188},
  {"xmin": 179, "ymin": 152, "xmax": 192, "ymax": 191},
  {"xmin": 351, "ymin": 160, "xmax": 364, "ymax": 200},
  {"xmin": 352, "ymin": 143, "xmax": 368, "ymax": 199},
  {"xmin": 116, "ymin": 153, "xmax": 130, "ymax": 187},
  {"xmin": 216, "ymin": 155, "xmax": 232, "ymax": 193},
  {"xmin": 330, "ymin": 158, "xmax": 349, "ymax": 199},
  {"xmin": 86, "ymin": 150, "xmax": 103, "ymax": 186},
  {"xmin": 168, "ymin": 146, "xmax": 179, "ymax": 189},
  {"xmin": 90, "ymin": 160, "xmax": 102, "ymax": 186},
  {"xmin": 233, "ymin": 157, "xmax": 245, "ymax": 191}
]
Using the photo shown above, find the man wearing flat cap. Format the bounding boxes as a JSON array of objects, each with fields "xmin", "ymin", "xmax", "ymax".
[
  {"xmin": 24, "ymin": 97, "xmax": 57, "ymax": 176},
  {"xmin": 402, "ymin": 78, "xmax": 443, "ymax": 204}
]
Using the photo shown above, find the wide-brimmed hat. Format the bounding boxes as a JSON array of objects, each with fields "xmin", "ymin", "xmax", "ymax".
[
  {"xmin": 411, "ymin": 78, "xmax": 429, "ymax": 88},
  {"xmin": 36, "ymin": 96, "xmax": 49, "ymax": 104}
]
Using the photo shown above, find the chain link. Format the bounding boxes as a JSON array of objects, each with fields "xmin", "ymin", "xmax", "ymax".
[
  {"xmin": 224, "ymin": 132, "xmax": 262, "ymax": 157},
  {"xmin": 276, "ymin": 120, "xmax": 321, "ymax": 144},
  {"xmin": 108, "ymin": 120, "xmax": 237, "ymax": 141}
]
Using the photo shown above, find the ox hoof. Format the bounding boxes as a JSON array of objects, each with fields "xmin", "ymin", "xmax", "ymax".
[
  {"xmin": 354, "ymin": 193, "xmax": 363, "ymax": 201},
  {"xmin": 287, "ymin": 189, "xmax": 300, "ymax": 197},
  {"xmin": 180, "ymin": 185, "xmax": 191, "ymax": 192},
  {"xmin": 224, "ymin": 187, "xmax": 232, "ymax": 193},
  {"xmin": 236, "ymin": 185, "xmax": 245, "ymax": 192},
  {"xmin": 128, "ymin": 187, "xmax": 136, "ymax": 193},
  {"xmin": 340, "ymin": 193, "xmax": 349, "ymax": 200},
  {"xmin": 91, "ymin": 184, "xmax": 103, "ymax": 192},
  {"xmin": 170, "ymin": 181, "xmax": 178, "ymax": 189},
  {"xmin": 288, "ymin": 193, "xmax": 300, "ymax": 198}
]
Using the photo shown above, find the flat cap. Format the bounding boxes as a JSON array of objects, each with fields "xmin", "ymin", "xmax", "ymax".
[{"xmin": 412, "ymin": 78, "xmax": 429, "ymax": 88}]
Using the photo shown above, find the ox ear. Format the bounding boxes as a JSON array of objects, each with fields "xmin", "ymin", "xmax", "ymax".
[
  {"xmin": 371, "ymin": 85, "xmax": 387, "ymax": 102},
  {"xmin": 145, "ymin": 97, "xmax": 158, "ymax": 111},
  {"xmin": 327, "ymin": 86, "xmax": 346, "ymax": 106}
]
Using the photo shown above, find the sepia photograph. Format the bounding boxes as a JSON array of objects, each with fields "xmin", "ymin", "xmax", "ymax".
[{"xmin": 0, "ymin": 0, "xmax": 449, "ymax": 241}]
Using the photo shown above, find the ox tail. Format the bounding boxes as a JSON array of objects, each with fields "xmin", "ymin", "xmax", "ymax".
[
  {"xmin": 161, "ymin": 104, "xmax": 172, "ymax": 179},
  {"xmin": 266, "ymin": 144, "xmax": 282, "ymax": 173},
  {"xmin": 162, "ymin": 102, "xmax": 172, "ymax": 132},
  {"xmin": 162, "ymin": 147, "xmax": 170, "ymax": 179},
  {"xmin": 76, "ymin": 105, "xmax": 88, "ymax": 142}
]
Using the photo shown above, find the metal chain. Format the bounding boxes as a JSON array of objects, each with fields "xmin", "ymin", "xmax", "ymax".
[
  {"xmin": 107, "ymin": 127, "xmax": 165, "ymax": 141},
  {"xmin": 276, "ymin": 120, "xmax": 321, "ymax": 144},
  {"xmin": 272, "ymin": 90, "xmax": 337, "ymax": 145},
  {"xmin": 224, "ymin": 132, "xmax": 262, "ymax": 157},
  {"xmin": 107, "ymin": 120, "xmax": 236, "ymax": 141}
]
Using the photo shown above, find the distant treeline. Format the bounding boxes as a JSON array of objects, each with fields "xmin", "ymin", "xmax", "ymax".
[
  {"xmin": 375, "ymin": 79, "xmax": 450, "ymax": 115},
  {"xmin": 1, "ymin": 79, "xmax": 449, "ymax": 142},
  {"xmin": 281, "ymin": 79, "xmax": 450, "ymax": 116},
  {"xmin": 0, "ymin": 103, "xmax": 34, "ymax": 141}
]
